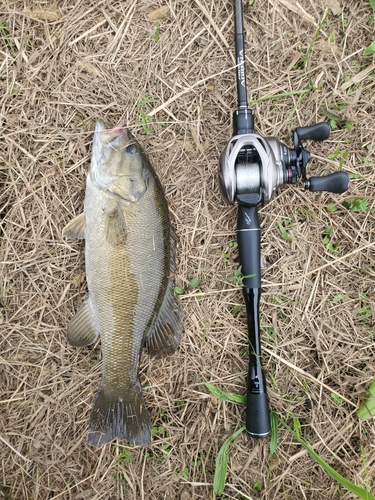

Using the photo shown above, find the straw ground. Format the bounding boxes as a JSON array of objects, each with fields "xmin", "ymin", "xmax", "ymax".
[{"xmin": 1, "ymin": 0, "xmax": 374, "ymax": 499}]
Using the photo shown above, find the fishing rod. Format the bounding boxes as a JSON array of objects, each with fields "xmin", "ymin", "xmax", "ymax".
[{"xmin": 218, "ymin": 0, "xmax": 349, "ymax": 439}]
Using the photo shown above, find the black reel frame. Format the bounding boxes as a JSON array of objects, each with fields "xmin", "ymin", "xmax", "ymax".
[{"xmin": 218, "ymin": 0, "xmax": 349, "ymax": 439}]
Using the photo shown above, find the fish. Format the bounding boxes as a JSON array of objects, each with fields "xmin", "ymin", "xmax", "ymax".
[{"xmin": 62, "ymin": 120, "xmax": 183, "ymax": 447}]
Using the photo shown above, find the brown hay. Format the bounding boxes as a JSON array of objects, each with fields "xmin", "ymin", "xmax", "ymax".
[{"xmin": 1, "ymin": 1, "xmax": 375, "ymax": 499}]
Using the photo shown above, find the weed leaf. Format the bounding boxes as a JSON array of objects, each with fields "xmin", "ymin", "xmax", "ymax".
[
  {"xmin": 342, "ymin": 197, "xmax": 369, "ymax": 212},
  {"xmin": 278, "ymin": 220, "xmax": 294, "ymax": 241},
  {"xmin": 204, "ymin": 382, "xmax": 246, "ymax": 404},
  {"xmin": 333, "ymin": 293, "xmax": 348, "ymax": 303},
  {"xmin": 188, "ymin": 277, "xmax": 201, "ymax": 290},
  {"xmin": 270, "ymin": 411, "xmax": 279, "ymax": 455},
  {"xmin": 253, "ymin": 481, "xmax": 262, "ymax": 491},
  {"xmin": 213, "ymin": 426, "xmax": 246, "ymax": 496},
  {"xmin": 364, "ymin": 41, "xmax": 375, "ymax": 56},
  {"xmin": 248, "ymin": 86, "xmax": 317, "ymax": 105},
  {"xmin": 300, "ymin": 12, "xmax": 329, "ymax": 67},
  {"xmin": 327, "ymin": 203, "xmax": 338, "ymax": 212},
  {"xmin": 282, "ymin": 421, "xmax": 375, "ymax": 499},
  {"xmin": 224, "ymin": 266, "xmax": 255, "ymax": 286},
  {"xmin": 358, "ymin": 379, "xmax": 375, "ymax": 420}
]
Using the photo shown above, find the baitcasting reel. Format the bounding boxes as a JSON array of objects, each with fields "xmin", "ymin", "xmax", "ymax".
[
  {"xmin": 218, "ymin": 0, "xmax": 349, "ymax": 439},
  {"xmin": 219, "ymin": 117, "xmax": 349, "ymax": 207}
]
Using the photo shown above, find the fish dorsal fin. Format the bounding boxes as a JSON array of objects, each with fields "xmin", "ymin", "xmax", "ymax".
[
  {"xmin": 67, "ymin": 296, "xmax": 99, "ymax": 347},
  {"xmin": 144, "ymin": 228, "xmax": 183, "ymax": 358},
  {"xmin": 103, "ymin": 198, "xmax": 127, "ymax": 246},
  {"xmin": 62, "ymin": 213, "xmax": 86, "ymax": 239}
]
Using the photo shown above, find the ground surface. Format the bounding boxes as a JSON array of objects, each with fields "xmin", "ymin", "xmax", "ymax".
[{"xmin": 1, "ymin": 0, "xmax": 375, "ymax": 499}]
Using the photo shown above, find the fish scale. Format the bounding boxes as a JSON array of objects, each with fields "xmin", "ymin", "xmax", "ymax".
[{"xmin": 85, "ymin": 178, "xmax": 167, "ymax": 386}]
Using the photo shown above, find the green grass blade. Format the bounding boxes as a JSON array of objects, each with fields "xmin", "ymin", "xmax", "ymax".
[
  {"xmin": 293, "ymin": 416, "xmax": 301, "ymax": 439},
  {"xmin": 248, "ymin": 87, "xmax": 317, "ymax": 105},
  {"xmin": 213, "ymin": 426, "xmax": 246, "ymax": 495},
  {"xmin": 204, "ymin": 382, "xmax": 246, "ymax": 404},
  {"xmin": 358, "ymin": 379, "xmax": 375, "ymax": 420},
  {"xmin": 282, "ymin": 421, "xmax": 375, "ymax": 500},
  {"xmin": 321, "ymin": 105, "xmax": 343, "ymax": 122},
  {"xmin": 301, "ymin": 12, "xmax": 329, "ymax": 67},
  {"xmin": 270, "ymin": 411, "xmax": 279, "ymax": 455}
]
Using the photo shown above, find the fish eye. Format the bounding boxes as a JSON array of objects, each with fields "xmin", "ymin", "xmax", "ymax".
[{"xmin": 126, "ymin": 144, "xmax": 137, "ymax": 154}]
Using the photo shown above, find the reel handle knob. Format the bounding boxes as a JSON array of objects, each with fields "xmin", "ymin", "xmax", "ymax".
[
  {"xmin": 294, "ymin": 122, "xmax": 331, "ymax": 144},
  {"xmin": 305, "ymin": 172, "xmax": 349, "ymax": 194}
]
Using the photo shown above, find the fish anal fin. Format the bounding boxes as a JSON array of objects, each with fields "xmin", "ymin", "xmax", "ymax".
[
  {"xmin": 62, "ymin": 213, "xmax": 86, "ymax": 239},
  {"xmin": 67, "ymin": 297, "xmax": 99, "ymax": 347}
]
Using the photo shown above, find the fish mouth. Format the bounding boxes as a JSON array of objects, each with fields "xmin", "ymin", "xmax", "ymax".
[
  {"xmin": 91, "ymin": 119, "xmax": 134, "ymax": 167},
  {"xmin": 97, "ymin": 120, "xmax": 130, "ymax": 146},
  {"xmin": 90, "ymin": 119, "xmax": 143, "ymax": 197}
]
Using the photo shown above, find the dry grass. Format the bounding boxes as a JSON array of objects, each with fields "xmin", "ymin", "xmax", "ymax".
[{"xmin": 1, "ymin": 0, "xmax": 375, "ymax": 499}]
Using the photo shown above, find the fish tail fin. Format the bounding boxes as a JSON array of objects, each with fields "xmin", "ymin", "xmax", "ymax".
[{"xmin": 87, "ymin": 381, "xmax": 151, "ymax": 447}]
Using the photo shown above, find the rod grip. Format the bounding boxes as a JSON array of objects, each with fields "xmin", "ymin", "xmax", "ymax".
[
  {"xmin": 243, "ymin": 288, "xmax": 271, "ymax": 439},
  {"xmin": 237, "ymin": 201, "xmax": 261, "ymax": 289},
  {"xmin": 246, "ymin": 390, "xmax": 271, "ymax": 439},
  {"xmin": 237, "ymin": 202, "xmax": 271, "ymax": 439}
]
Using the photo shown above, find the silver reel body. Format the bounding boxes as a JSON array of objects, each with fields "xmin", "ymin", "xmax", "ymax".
[
  {"xmin": 219, "ymin": 126, "xmax": 349, "ymax": 206},
  {"xmin": 218, "ymin": 133, "xmax": 286, "ymax": 205}
]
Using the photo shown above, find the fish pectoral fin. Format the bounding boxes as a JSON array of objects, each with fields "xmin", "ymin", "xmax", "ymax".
[
  {"xmin": 67, "ymin": 296, "xmax": 99, "ymax": 347},
  {"xmin": 104, "ymin": 201, "xmax": 127, "ymax": 246},
  {"xmin": 144, "ymin": 280, "xmax": 183, "ymax": 359},
  {"xmin": 62, "ymin": 213, "xmax": 86, "ymax": 239}
]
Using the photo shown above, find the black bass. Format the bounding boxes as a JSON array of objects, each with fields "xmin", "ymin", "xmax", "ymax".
[{"xmin": 63, "ymin": 120, "xmax": 183, "ymax": 447}]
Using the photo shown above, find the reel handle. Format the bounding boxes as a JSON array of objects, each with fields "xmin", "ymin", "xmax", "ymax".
[
  {"xmin": 294, "ymin": 122, "xmax": 331, "ymax": 144},
  {"xmin": 237, "ymin": 199, "xmax": 271, "ymax": 439},
  {"xmin": 305, "ymin": 172, "xmax": 350, "ymax": 194}
]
